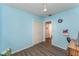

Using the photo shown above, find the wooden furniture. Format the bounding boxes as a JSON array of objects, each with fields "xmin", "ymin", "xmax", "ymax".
[{"xmin": 67, "ymin": 39, "xmax": 79, "ymax": 56}]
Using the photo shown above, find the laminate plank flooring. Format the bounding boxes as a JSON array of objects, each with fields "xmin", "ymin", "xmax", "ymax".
[{"xmin": 13, "ymin": 42, "xmax": 66, "ymax": 56}]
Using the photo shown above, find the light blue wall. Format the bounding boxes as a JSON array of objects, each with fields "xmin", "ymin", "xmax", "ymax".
[
  {"xmin": 49, "ymin": 7, "xmax": 79, "ymax": 50},
  {"xmin": 1, "ymin": 5, "xmax": 42, "ymax": 53},
  {"xmin": 0, "ymin": 4, "xmax": 2, "ymax": 52},
  {"xmin": 1, "ymin": 4, "xmax": 79, "ymax": 53}
]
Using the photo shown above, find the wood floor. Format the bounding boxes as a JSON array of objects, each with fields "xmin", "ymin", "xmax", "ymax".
[{"xmin": 13, "ymin": 42, "xmax": 66, "ymax": 56}]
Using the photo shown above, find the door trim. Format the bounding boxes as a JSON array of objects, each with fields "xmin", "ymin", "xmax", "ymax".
[{"xmin": 43, "ymin": 18, "xmax": 53, "ymax": 42}]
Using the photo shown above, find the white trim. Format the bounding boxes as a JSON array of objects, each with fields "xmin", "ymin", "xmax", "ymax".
[
  {"xmin": 12, "ymin": 44, "xmax": 33, "ymax": 54},
  {"xmin": 12, "ymin": 42, "xmax": 43, "ymax": 54},
  {"xmin": 52, "ymin": 43, "xmax": 67, "ymax": 50}
]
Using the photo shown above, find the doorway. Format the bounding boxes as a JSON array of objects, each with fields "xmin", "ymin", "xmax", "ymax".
[{"xmin": 45, "ymin": 21, "xmax": 52, "ymax": 47}]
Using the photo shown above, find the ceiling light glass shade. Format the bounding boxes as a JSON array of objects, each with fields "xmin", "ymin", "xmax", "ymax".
[
  {"xmin": 43, "ymin": 3, "xmax": 47, "ymax": 12},
  {"xmin": 43, "ymin": 8, "xmax": 47, "ymax": 12}
]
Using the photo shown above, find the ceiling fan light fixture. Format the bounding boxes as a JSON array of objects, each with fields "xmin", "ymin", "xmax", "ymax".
[
  {"xmin": 43, "ymin": 8, "xmax": 47, "ymax": 12},
  {"xmin": 43, "ymin": 3, "xmax": 47, "ymax": 12}
]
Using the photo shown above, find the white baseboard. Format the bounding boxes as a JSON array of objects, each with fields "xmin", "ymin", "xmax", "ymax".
[
  {"xmin": 12, "ymin": 41, "xmax": 43, "ymax": 54},
  {"xmin": 33, "ymin": 41, "xmax": 42, "ymax": 46},
  {"xmin": 12, "ymin": 41, "xmax": 66, "ymax": 55},
  {"xmin": 12, "ymin": 44, "xmax": 33, "ymax": 54},
  {"xmin": 52, "ymin": 43, "xmax": 66, "ymax": 50}
]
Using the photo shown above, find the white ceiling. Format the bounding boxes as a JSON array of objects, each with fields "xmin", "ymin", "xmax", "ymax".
[{"xmin": 5, "ymin": 3, "xmax": 79, "ymax": 16}]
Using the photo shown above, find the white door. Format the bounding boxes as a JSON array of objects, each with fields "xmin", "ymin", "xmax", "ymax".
[{"xmin": 32, "ymin": 19, "xmax": 43, "ymax": 45}]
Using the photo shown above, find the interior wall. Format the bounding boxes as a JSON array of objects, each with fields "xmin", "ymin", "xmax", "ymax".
[
  {"xmin": 49, "ymin": 7, "xmax": 79, "ymax": 50},
  {"xmin": 0, "ymin": 4, "xmax": 2, "ymax": 52},
  {"xmin": 0, "ymin": 5, "xmax": 43, "ymax": 53}
]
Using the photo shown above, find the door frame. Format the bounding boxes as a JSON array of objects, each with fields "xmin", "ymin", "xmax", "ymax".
[{"xmin": 43, "ymin": 18, "xmax": 53, "ymax": 43}]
